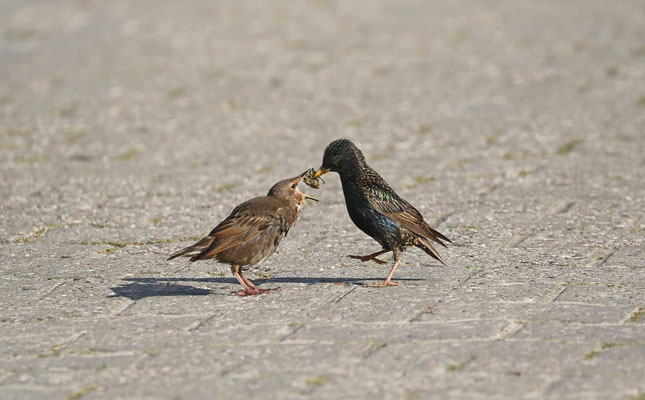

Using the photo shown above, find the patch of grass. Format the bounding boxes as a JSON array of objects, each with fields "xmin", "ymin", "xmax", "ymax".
[
  {"xmin": 604, "ymin": 283, "xmax": 623, "ymax": 288},
  {"xmin": 636, "ymin": 96, "xmax": 645, "ymax": 107},
  {"xmin": 112, "ymin": 148, "xmax": 139, "ymax": 161},
  {"xmin": 255, "ymin": 165, "xmax": 272, "ymax": 174},
  {"xmin": 57, "ymin": 102, "xmax": 79, "ymax": 118},
  {"xmin": 405, "ymin": 176, "xmax": 434, "ymax": 189},
  {"xmin": 68, "ymin": 348, "xmax": 99, "ymax": 356},
  {"xmin": 515, "ymin": 320, "xmax": 527, "ymax": 325},
  {"xmin": 584, "ymin": 341, "xmax": 642, "ymax": 359},
  {"xmin": 166, "ymin": 86, "xmax": 185, "ymax": 100},
  {"xmin": 518, "ymin": 169, "xmax": 532, "ymax": 177},
  {"xmin": 143, "ymin": 349, "xmax": 163, "ymax": 356},
  {"xmin": 503, "ymin": 152, "xmax": 531, "ymax": 160},
  {"xmin": 576, "ymin": 83, "xmax": 590, "ymax": 94},
  {"xmin": 452, "ymin": 157, "xmax": 473, "ymax": 168},
  {"xmin": 486, "ymin": 131, "xmax": 501, "ymax": 145},
  {"xmin": 632, "ymin": 46, "xmax": 645, "ymax": 57},
  {"xmin": 216, "ymin": 182, "xmax": 238, "ymax": 192},
  {"xmin": 404, "ymin": 389, "xmax": 423, "ymax": 400},
  {"xmin": 556, "ymin": 139, "xmax": 582, "ymax": 155},
  {"xmin": 288, "ymin": 322, "xmax": 301, "ymax": 328},
  {"xmin": 448, "ymin": 225, "xmax": 481, "ymax": 230},
  {"xmin": 631, "ymin": 393, "xmax": 645, "ymax": 400},
  {"xmin": 6, "ymin": 128, "xmax": 34, "ymax": 137},
  {"xmin": 97, "ymin": 247, "xmax": 117, "ymax": 254},
  {"xmin": 25, "ymin": 155, "xmax": 48, "ymax": 164},
  {"xmin": 62, "ymin": 129, "xmax": 85, "ymax": 145},
  {"xmin": 15, "ymin": 223, "xmax": 59, "ymax": 243},
  {"xmin": 445, "ymin": 359, "xmax": 469, "ymax": 372},
  {"xmin": 255, "ymin": 272, "xmax": 272, "ymax": 280},
  {"xmin": 6, "ymin": 27, "xmax": 39, "ymax": 41},
  {"xmin": 201, "ymin": 67, "xmax": 227, "ymax": 81},
  {"xmin": 563, "ymin": 282, "xmax": 588, "ymax": 287},
  {"xmin": 39, "ymin": 341, "xmax": 69, "ymax": 358},
  {"xmin": 0, "ymin": 94, "xmax": 11, "ymax": 106},
  {"xmin": 605, "ymin": 66, "xmax": 618, "ymax": 77},
  {"xmin": 416, "ymin": 123, "xmax": 432, "ymax": 135},
  {"xmin": 361, "ymin": 341, "xmax": 387, "ymax": 358},
  {"xmin": 305, "ymin": 375, "xmax": 329, "ymax": 387},
  {"xmin": 151, "ymin": 216, "xmax": 164, "ymax": 225},
  {"xmin": 626, "ymin": 307, "xmax": 645, "ymax": 323},
  {"xmin": 466, "ymin": 265, "xmax": 484, "ymax": 269},
  {"xmin": 583, "ymin": 349, "xmax": 601, "ymax": 359},
  {"xmin": 64, "ymin": 385, "xmax": 97, "ymax": 400},
  {"xmin": 82, "ymin": 236, "xmax": 202, "ymax": 247},
  {"xmin": 207, "ymin": 271, "xmax": 226, "ymax": 277},
  {"xmin": 345, "ymin": 116, "xmax": 364, "ymax": 127}
]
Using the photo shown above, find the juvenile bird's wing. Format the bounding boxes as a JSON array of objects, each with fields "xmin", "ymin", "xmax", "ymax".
[
  {"xmin": 167, "ymin": 198, "xmax": 288, "ymax": 261},
  {"xmin": 364, "ymin": 181, "xmax": 451, "ymax": 247}
]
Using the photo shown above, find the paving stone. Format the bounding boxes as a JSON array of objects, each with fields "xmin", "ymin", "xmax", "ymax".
[{"xmin": 1, "ymin": 0, "xmax": 643, "ymax": 398}]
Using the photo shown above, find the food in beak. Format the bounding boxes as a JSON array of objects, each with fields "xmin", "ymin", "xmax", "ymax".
[{"xmin": 302, "ymin": 168, "xmax": 325, "ymax": 189}]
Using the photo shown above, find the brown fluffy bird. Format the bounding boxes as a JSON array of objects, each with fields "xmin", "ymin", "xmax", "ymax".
[
  {"xmin": 312, "ymin": 139, "xmax": 450, "ymax": 287},
  {"xmin": 168, "ymin": 172, "xmax": 317, "ymax": 296}
]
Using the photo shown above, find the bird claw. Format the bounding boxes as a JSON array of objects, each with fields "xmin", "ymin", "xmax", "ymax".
[
  {"xmin": 365, "ymin": 281, "xmax": 400, "ymax": 287},
  {"xmin": 348, "ymin": 255, "xmax": 387, "ymax": 265},
  {"xmin": 233, "ymin": 287, "xmax": 280, "ymax": 296}
]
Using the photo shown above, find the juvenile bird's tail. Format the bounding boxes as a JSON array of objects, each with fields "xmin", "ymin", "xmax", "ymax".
[{"xmin": 167, "ymin": 236, "xmax": 214, "ymax": 261}]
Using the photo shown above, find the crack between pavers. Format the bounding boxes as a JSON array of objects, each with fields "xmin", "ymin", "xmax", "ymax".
[
  {"xmin": 110, "ymin": 299, "xmax": 135, "ymax": 316},
  {"xmin": 590, "ymin": 247, "xmax": 618, "ymax": 268},
  {"xmin": 540, "ymin": 285, "xmax": 567, "ymax": 304},
  {"xmin": 332, "ymin": 286, "xmax": 357, "ymax": 304},
  {"xmin": 37, "ymin": 279, "xmax": 67, "ymax": 300},
  {"xmin": 280, "ymin": 323, "xmax": 304, "ymax": 342},
  {"xmin": 494, "ymin": 320, "xmax": 526, "ymax": 341},
  {"xmin": 185, "ymin": 314, "xmax": 217, "ymax": 332}
]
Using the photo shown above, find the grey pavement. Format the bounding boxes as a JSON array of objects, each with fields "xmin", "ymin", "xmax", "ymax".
[{"xmin": 1, "ymin": 0, "xmax": 644, "ymax": 399}]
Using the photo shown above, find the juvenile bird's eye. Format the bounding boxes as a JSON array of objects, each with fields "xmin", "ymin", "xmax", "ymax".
[{"xmin": 291, "ymin": 184, "xmax": 296, "ymax": 189}]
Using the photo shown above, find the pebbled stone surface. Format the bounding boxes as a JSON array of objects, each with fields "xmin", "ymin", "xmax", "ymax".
[{"xmin": 1, "ymin": 0, "xmax": 643, "ymax": 399}]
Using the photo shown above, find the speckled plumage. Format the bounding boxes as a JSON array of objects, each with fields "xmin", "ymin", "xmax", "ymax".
[
  {"xmin": 315, "ymin": 139, "xmax": 451, "ymax": 286},
  {"xmin": 168, "ymin": 173, "xmax": 317, "ymax": 296}
]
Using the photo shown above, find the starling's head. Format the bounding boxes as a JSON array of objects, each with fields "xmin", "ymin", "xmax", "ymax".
[
  {"xmin": 314, "ymin": 138, "xmax": 365, "ymax": 178},
  {"xmin": 268, "ymin": 172, "xmax": 318, "ymax": 207}
]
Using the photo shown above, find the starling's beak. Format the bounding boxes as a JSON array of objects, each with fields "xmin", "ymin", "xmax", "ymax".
[{"xmin": 313, "ymin": 168, "xmax": 330, "ymax": 178}]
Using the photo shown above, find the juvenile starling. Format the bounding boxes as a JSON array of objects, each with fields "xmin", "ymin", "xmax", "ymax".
[
  {"xmin": 313, "ymin": 139, "xmax": 451, "ymax": 287},
  {"xmin": 168, "ymin": 172, "xmax": 317, "ymax": 296}
]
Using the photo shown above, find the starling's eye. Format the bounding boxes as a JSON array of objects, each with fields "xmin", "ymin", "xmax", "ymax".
[{"xmin": 291, "ymin": 184, "xmax": 296, "ymax": 189}]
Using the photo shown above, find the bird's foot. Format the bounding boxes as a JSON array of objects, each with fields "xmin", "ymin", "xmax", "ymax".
[
  {"xmin": 233, "ymin": 287, "xmax": 280, "ymax": 296},
  {"xmin": 365, "ymin": 281, "xmax": 400, "ymax": 287},
  {"xmin": 253, "ymin": 287, "xmax": 280, "ymax": 294},
  {"xmin": 233, "ymin": 289, "xmax": 257, "ymax": 296},
  {"xmin": 348, "ymin": 254, "xmax": 387, "ymax": 265}
]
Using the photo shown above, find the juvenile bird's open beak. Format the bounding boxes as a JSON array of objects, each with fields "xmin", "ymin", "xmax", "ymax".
[
  {"xmin": 313, "ymin": 168, "xmax": 330, "ymax": 178},
  {"xmin": 296, "ymin": 171, "xmax": 318, "ymax": 202}
]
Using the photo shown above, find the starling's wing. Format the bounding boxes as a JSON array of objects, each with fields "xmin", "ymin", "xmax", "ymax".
[
  {"xmin": 365, "ymin": 183, "xmax": 451, "ymax": 247},
  {"xmin": 168, "ymin": 198, "xmax": 286, "ymax": 262}
]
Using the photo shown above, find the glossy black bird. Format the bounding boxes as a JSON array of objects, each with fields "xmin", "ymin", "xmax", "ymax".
[
  {"xmin": 313, "ymin": 139, "xmax": 451, "ymax": 287},
  {"xmin": 168, "ymin": 172, "xmax": 317, "ymax": 296}
]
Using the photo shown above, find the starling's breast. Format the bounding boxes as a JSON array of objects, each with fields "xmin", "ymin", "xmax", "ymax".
[{"xmin": 340, "ymin": 177, "xmax": 402, "ymax": 249}]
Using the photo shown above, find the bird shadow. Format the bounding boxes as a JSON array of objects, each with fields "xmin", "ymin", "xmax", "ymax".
[{"xmin": 110, "ymin": 276, "xmax": 423, "ymax": 300}]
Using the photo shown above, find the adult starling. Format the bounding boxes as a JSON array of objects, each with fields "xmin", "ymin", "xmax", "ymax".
[
  {"xmin": 312, "ymin": 139, "xmax": 451, "ymax": 287},
  {"xmin": 168, "ymin": 172, "xmax": 317, "ymax": 296}
]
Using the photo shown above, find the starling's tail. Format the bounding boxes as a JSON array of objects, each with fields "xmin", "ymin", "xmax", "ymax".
[
  {"xmin": 415, "ymin": 236, "xmax": 446, "ymax": 265},
  {"xmin": 167, "ymin": 236, "xmax": 214, "ymax": 261},
  {"xmin": 421, "ymin": 222, "xmax": 451, "ymax": 247}
]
